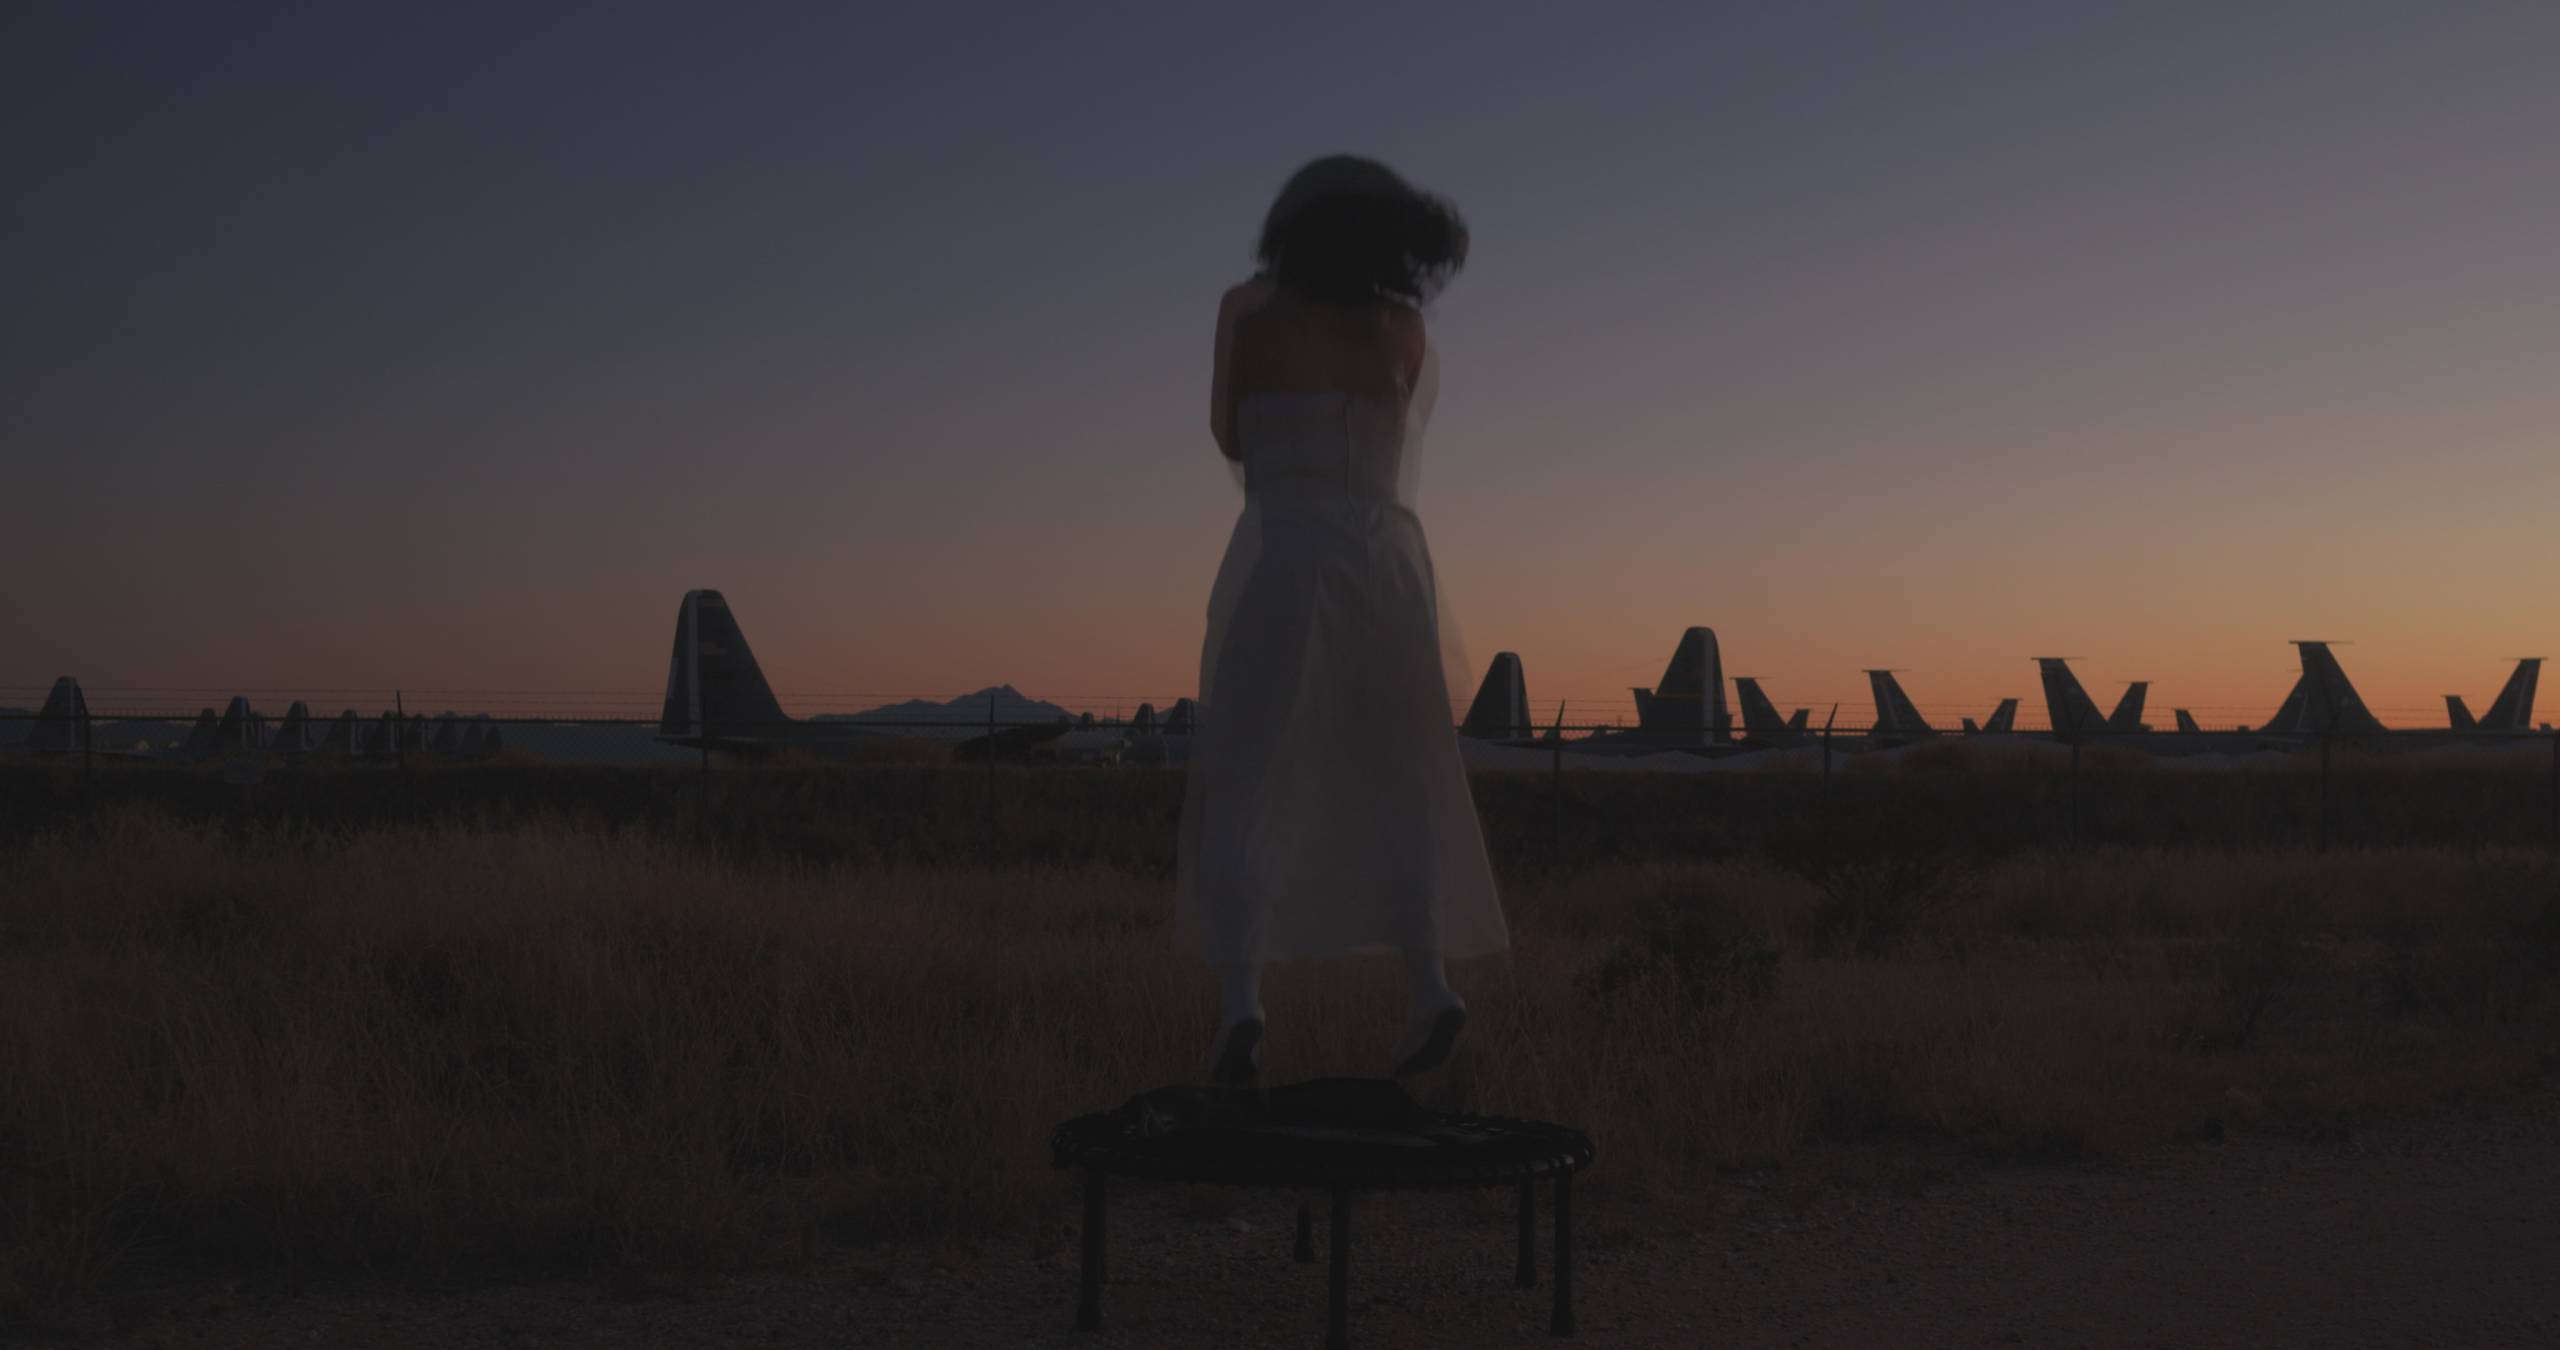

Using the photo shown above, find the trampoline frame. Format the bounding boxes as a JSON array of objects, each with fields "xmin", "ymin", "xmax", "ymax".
[{"xmin": 1053, "ymin": 1104, "xmax": 1595, "ymax": 1347}]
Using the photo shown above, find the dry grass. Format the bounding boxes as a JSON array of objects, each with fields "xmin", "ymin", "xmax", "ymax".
[{"xmin": 3, "ymin": 808, "xmax": 2556, "ymax": 1317}]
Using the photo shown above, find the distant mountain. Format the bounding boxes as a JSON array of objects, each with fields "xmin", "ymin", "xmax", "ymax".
[{"xmin": 814, "ymin": 685, "xmax": 1073, "ymax": 740}]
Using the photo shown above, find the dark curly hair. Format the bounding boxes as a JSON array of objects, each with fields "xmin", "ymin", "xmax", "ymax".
[{"xmin": 1254, "ymin": 155, "xmax": 1468, "ymax": 306}]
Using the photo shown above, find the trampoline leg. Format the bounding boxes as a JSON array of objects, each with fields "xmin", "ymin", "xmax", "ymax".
[
  {"xmin": 1296, "ymin": 1200, "xmax": 1316, "ymax": 1263},
  {"xmin": 1327, "ymin": 1187, "xmax": 1351, "ymax": 1350},
  {"xmin": 1550, "ymin": 1173, "xmax": 1575, "ymax": 1337},
  {"xmin": 1516, "ymin": 1178, "xmax": 1537, "ymax": 1287},
  {"xmin": 1077, "ymin": 1169, "xmax": 1104, "ymax": 1332}
]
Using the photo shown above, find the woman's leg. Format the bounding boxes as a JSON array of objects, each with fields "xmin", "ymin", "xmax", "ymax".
[
  {"xmin": 1219, "ymin": 962, "xmax": 1265, "ymax": 1025},
  {"xmin": 1209, "ymin": 962, "xmax": 1264, "ymax": 1085},
  {"xmin": 1403, "ymin": 948, "xmax": 1456, "ymax": 1012},
  {"xmin": 1392, "ymin": 948, "xmax": 1466, "ymax": 1077}
]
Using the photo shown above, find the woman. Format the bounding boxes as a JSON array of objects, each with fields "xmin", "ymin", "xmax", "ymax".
[{"xmin": 1176, "ymin": 155, "xmax": 1507, "ymax": 1088}]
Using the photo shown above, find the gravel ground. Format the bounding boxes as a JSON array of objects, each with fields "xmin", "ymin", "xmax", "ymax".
[{"xmin": 46, "ymin": 1095, "xmax": 2559, "ymax": 1349}]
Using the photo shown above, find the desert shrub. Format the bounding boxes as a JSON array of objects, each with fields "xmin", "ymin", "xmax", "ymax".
[
  {"xmin": 1576, "ymin": 877, "xmax": 1780, "ymax": 1018},
  {"xmin": 1790, "ymin": 852, "xmax": 1978, "ymax": 959}
]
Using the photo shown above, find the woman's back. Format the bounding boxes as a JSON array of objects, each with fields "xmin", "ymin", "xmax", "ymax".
[{"xmin": 1229, "ymin": 293, "xmax": 1426, "ymax": 402}]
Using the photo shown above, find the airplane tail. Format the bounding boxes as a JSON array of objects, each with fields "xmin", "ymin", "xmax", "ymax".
[
  {"xmin": 2261, "ymin": 675, "xmax": 2309, "ymax": 735},
  {"xmin": 320, "ymin": 710, "xmax": 364, "ymax": 756},
  {"xmin": 213, "ymin": 697, "xmax": 263, "ymax": 757},
  {"xmin": 1130, "ymin": 702, "xmax": 1160, "ymax": 736},
  {"xmin": 1462, "ymin": 653, "xmax": 1532, "ymax": 739},
  {"xmin": 1866, "ymin": 670, "xmax": 1932, "ymax": 738},
  {"xmin": 1962, "ymin": 717, "xmax": 1979, "ymax": 735},
  {"xmin": 2106, "ymin": 681, "xmax": 2150, "ymax": 733},
  {"xmin": 2034, "ymin": 658, "xmax": 2108, "ymax": 739},
  {"xmin": 1787, "ymin": 708, "xmax": 1809, "ymax": 732},
  {"xmin": 272, "ymin": 700, "xmax": 317, "ymax": 754},
  {"xmin": 2446, "ymin": 695, "xmax": 2477, "ymax": 732},
  {"xmin": 660, "ymin": 590, "xmax": 790, "ymax": 739},
  {"xmin": 1164, "ymin": 698, "xmax": 1197, "ymax": 737},
  {"xmin": 1983, "ymin": 697, "xmax": 2018, "ymax": 734},
  {"xmin": 1733, "ymin": 676, "xmax": 1799, "ymax": 743},
  {"xmin": 184, "ymin": 708, "xmax": 220, "ymax": 760},
  {"xmin": 1632, "ymin": 628, "xmax": 1727, "ymax": 746},
  {"xmin": 28, "ymin": 676, "xmax": 91, "ymax": 755},
  {"xmin": 2175, "ymin": 709, "xmax": 2201, "ymax": 734},
  {"xmin": 2480, "ymin": 658, "xmax": 2542, "ymax": 732},
  {"xmin": 2293, "ymin": 642, "xmax": 2385, "ymax": 735}
]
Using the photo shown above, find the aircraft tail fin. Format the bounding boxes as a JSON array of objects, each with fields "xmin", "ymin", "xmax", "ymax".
[
  {"xmin": 1733, "ymin": 677, "xmax": 1798, "ymax": 742},
  {"xmin": 1164, "ymin": 698, "xmax": 1197, "ymax": 737},
  {"xmin": 2447, "ymin": 695, "xmax": 2477, "ymax": 731},
  {"xmin": 2175, "ymin": 709, "xmax": 2201, "ymax": 734},
  {"xmin": 2106, "ymin": 681, "xmax": 2150, "ymax": 733},
  {"xmin": 1984, "ymin": 697, "xmax": 2018, "ymax": 734},
  {"xmin": 214, "ymin": 697, "xmax": 263, "ymax": 756},
  {"xmin": 1962, "ymin": 717, "xmax": 1980, "ymax": 735},
  {"xmin": 2263, "ymin": 674, "xmax": 2309, "ymax": 735},
  {"xmin": 1462, "ymin": 653, "xmax": 1532, "ymax": 740},
  {"xmin": 184, "ymin": 708, "xmax": 220, "ymax": 760},
  {"xmin": 1866, "ymin": 670, "xmax": 1932, "ymax": 737},
  {"xmin": 28, "ymin": 676, "xmax": 91, "ymax": 754},
  {"xmin": 1634, "ymin": 628, "xmax": 1727, "ymax": 746},
  {"xmin": 2035, "ymin": 658, "xmax": 2108, "ymax": 739},
  {"xmin": 2294, "ymin": 642, "xmax": 2386, "ymax": 734},
  {"xmin": 320, "ymin": 710, "xmax": 364, "ymax": 756},
  {"xmin": 660, "ymin": 590, "xmax": 790, "ymax": 739},
  {"xmin": 1130, "ymin": 702, "xmax": 1160, "ymax": 736},
  {"xmin": 272, "ymin": 700, "xmax": 317, "ymax": 754},
  {"xmin": 2481, "ymin": 658, "xmax": 2542, "ymax": 732}
]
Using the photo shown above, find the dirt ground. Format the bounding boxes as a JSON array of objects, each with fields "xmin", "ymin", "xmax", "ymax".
[{"xmin": 49, "ymin": 1094, "xmax": 2559, "ymax": 1349}]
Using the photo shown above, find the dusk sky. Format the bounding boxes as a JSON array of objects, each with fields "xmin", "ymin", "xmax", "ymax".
[{"xmin": 6, "ymin": 1, "xmax": 2554, "ymax": 727}]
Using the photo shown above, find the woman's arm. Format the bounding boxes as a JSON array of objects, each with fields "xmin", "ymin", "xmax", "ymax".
[{"xmin": 1209, "ymin": 276, "xmax": 1275, "ymax": 461}]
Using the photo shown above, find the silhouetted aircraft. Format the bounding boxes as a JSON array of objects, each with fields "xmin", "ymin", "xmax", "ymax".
[
  {"xmin": 17, "ymin": 677, "xmax": 93, "ymax": 756},
  {"xmin": 1961, "ymin": 699, "xmax": 2020, "ymax": 736},
  {"xmin": 2446, "ymin": 659, "xmax": 2541, "ymax": 733},
  {"xmin": 2034, "ymin": 659, "xmax": 2151, "ymax": 739},
  {"xmin": 1733, "ymin": 677, "xmax": 1811, "ymax": 746},
  {"xmin": 1460, "ymin": 652, "xmax": 1536, "ymax": 742},
  {"xmin": 1865, "ymin": 670, "xmax": 1935, "ymax": 745},
  {"xmin": 657, "ymin": 590, "xmax": 887, "ymax": 758},
  {"xmin": 270, "ymin": 701, "xmax": 320, "ymax": 756},
  {"xmin": 1631, "ymin": 628, "xmax": 1729, "ymax": 747}
]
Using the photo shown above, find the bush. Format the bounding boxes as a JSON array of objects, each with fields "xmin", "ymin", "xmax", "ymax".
[{"xmin": 1577, "ymin": 878, "xmax": 1781, "ymax": 1017}]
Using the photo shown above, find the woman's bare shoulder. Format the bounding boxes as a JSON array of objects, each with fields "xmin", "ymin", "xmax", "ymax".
[{"xmin": 1220, "ymin": 276, "xmax": 1278, "ymax": 319}]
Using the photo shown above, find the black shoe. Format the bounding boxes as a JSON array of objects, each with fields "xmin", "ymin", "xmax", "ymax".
[{"xmin": 1390, "ymin": 1003, "xmax": 1466, "ymax": 1079}]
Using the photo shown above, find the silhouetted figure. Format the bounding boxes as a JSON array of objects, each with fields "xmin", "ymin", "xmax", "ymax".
[{"xmin": 1177, "ymin": 156, "xmax": 1503, "ymax": 1087}]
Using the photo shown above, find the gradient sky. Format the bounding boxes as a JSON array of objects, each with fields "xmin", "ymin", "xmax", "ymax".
[{"xmin": 5, "ymin": 1, "xmax": 2555, "ymax": 726}]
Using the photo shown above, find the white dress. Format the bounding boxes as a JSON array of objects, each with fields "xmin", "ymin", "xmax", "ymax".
[{"xmin": 1174, "ymin": 346, "xmax": 1508, "ymax": 967}]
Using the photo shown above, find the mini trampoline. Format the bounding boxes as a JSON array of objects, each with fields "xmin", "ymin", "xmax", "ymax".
[{"xmin": 1051, "ymin": 1078, "xmax": 1596, "ymax": 1347}]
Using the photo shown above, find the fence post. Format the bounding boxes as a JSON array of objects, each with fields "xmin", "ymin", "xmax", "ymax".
[
  {"xmin": 2068, "ymin": 737, "xmax": 2082, "ymax": 849},
  {"xmin": 394, "ymin": 690, "xmax": 413, "ymax": 815},
  {"xmin": 984, "ymin": 693, "xmax": 998, "ymax": 859},
  {"xmin": 698, "ymin": 710, "xmax": 713, "ymax": 835},
  {"xmin": 1549, "ymin": 733, "xmax": 1563, "ymax": 863},
  {"xmin": 2317, "ymin": 729, "xmax": 2332, "ymax": 854}
]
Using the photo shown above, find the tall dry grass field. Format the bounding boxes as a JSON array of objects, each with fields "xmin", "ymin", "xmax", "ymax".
[{"xmin": 4, "ymin": 805, "xmax": 2556, "ymax": 1318}]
